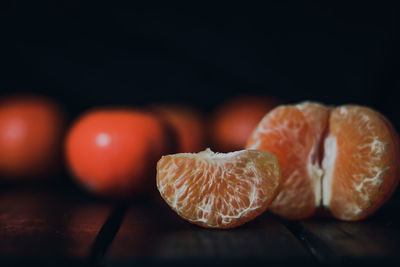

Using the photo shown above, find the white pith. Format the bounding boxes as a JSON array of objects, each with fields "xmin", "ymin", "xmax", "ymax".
[
  {"xmin": 171, "ymin": 147, "xmax": 244, "ymax": 159},
  {"xmin": 307, "ymin": 144, "xmax": 324, "ymax": 206},
  {"xmin": 309, "ymin": 106, "xmax": 388, "ymax": 211},
  {"xmin": 305, "ymin": 131, "xmax": 338, "ymax": 209},
  {"xmin": 320, "ymin": 134, "xmax": 337, "ymax": 207},
  {"xmin": 246, "ymin": 103, "xmax": 393, "ymax": 220},
  {"xmin": 157, "ymin": 148, "xmax": 280, "ymax": 227}
]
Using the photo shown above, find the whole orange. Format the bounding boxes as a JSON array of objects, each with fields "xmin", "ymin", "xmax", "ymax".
[
  {"xmin": 0, "ymin": 95, "xmax": 66, "ymax": 179},
  {"xmin": 65, "ymin": 108, "xmax": 167, "ymax": 198},
  {"xmin": 210, "ymin": 96, "xmax": 280, "ymax": 152}
]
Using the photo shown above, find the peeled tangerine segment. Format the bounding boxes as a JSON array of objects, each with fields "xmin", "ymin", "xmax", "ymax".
[
  {"xmin": 156, "ymin": 149, "xmax": 281, "ymax": 229},
  {"xmin": 247, "ymin": 102, "xmax": 330, "ymax": 219},
  {"xmin": 247, "ymin": 101, "xmax": 400, "ymax": 221},
  {"xmin": 325, "ymin": 106, "xmax": 400, "ymax": 220}
]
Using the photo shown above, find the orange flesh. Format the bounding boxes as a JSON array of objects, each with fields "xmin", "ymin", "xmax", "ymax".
[
  {"xmin": 247, "ymin": 102, "xmax": 400, "ymax": 220},
  {"xmin": 247, "ymin": 102, "xmax": 330, "ymax": 219},
  {"xmin": 327, "ymin": 106, "xmax": 400, "ymax": 220},
  {"xmin": 156, "ymin": 149, "xmax": 281, "ymax": 228}
]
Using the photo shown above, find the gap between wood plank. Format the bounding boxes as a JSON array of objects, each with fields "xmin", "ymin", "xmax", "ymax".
[
  {"xmin": 88, "ymin": 203, "xmax": 128, "ymax": 266},
  {"xmin": 87, "ymin": 204, "xmax": 340, "ymax": 266},
  {"xmin": 275, "ymin": 215, "xmax": 336, "ymax": 266}
]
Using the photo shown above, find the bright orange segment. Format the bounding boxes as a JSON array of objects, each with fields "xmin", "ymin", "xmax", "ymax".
[
  {"xmin": 247, "ymin": 102, "xmax": 330, "ymax": 219},
  {"xmin": 326, "ymin": 106, "xmax": 400, "ymax": 220},
  {"xmin": 156, "ymin": 149, "xmax": 281, "ymax": 228},
  {"xmin": 247, "ymin": 102, "xmax": 399, "ymax": 221}
]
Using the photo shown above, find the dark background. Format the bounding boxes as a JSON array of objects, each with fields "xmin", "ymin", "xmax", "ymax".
[
  {"xmin": 1, "ymin": 3, "xmax": 399, "ymax": 123},
  {"xmin": 1, "ymin": 4, "xmax": 400, "ymax": 266}
]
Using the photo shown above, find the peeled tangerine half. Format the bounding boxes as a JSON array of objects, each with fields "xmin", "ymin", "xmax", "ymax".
[
  {"xmin": 247, "ymin": 102, "xmax": 400, "ymax": 221},
  {"xmin": 156, "ymin": 149, "xmax": 281, "ymax": 228}
]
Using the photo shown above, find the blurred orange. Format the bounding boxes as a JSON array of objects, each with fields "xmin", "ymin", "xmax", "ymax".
[
  {"xmin": 65, "ymin": 108, "xmax": 167, "ymax": 198},
  {"xmin": 210, "ymin": 96, "xmax": 281, "ymax": 152},
  {"xmin": 151, "ymin": 104, "xmax": 206, "ymax": 153},
  {"xmin": 0, "ymin": 95, "xmax": 66, "ymax": 179}
]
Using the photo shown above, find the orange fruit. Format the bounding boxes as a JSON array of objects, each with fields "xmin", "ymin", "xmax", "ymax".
[
  {"xmin": 0, "ymin": 94, "xmax": 66, "ymax": 179},
  {"xmin": 151, "ymin": 104, "xmax": 206, "ymax": 153},
  {"xmin": 324, "ymin": 106, "xmax": 400, "ymax": 220},
  {"xmin": 65, "ymin": 108, "xmax": 168, "ymax": 198},
  {"xmin": 210, "ymin": 96, "xmax": 281, "ymax": 152},
  {"xmin": 156, "ymin": 148, "xmax": 281, "ymax": 228},
  {"xmin": 247, "ymin": 102, "xmax": 400, "ymax": 221}
]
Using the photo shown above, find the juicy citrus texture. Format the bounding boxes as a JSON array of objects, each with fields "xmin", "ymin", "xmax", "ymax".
[
  {"xmin": 156, "ymin": 149, "xmax": 281, "ymax": 228},
  {"xmin": 247, "ymin": 102, "xmax": 400, "ymax": 221},
  {"xmin": 247, "ymin": 102, "xmax": 330, "ymax": 219},
  {"xmin": 210, "ymin": 96, "xmax": 280, "ymax": 152},
  {"xmin": 325, "ymin": 106, "xmax": 400, "ymax": 220}
]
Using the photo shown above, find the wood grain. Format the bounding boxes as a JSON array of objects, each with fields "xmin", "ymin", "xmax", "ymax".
[
  {"xmin": 107, "ymin": 200, "xmax": 314, "ymax": 265},
  {"xmin": 0, "ymin": 186, "xmax": 112, "ymax": 264},
  {"xmin": 1, "ymin": 185, "xmax": 399, "ymax": 266},
  {"xmin": 284, "ymin": 198, "xmax": 400, "ymax": 266}
]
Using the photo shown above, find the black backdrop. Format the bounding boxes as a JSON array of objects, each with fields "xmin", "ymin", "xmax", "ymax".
[
  {"xmin": 1, "ymin": 5, "xmax": 400, "ymax": 265},
  {"xmin": 1, "ymin": 3, "xmax": 399, "ymax": 125}
]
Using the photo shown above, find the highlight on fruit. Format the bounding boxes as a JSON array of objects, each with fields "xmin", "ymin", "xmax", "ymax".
[
  {"xmin": 65, "ymin": 108, "xmax": 169, "ymax": 198},
  {"xmin": 0, "ymin": 94, "xmax": 66, "ymax": 179}
]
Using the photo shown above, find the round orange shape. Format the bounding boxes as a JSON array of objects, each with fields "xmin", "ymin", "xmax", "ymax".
[
  {"xmin": 247, "ymin": 102, "xmax": 400, "ymax": 221},
  {"xmin": 0, "ymin": 95, "xmax": 66, "ymax": 178},
  {"xmin": 157, "ymin": 148, "xmax": 281, "ymax": 228},
  {"xmin": 65, "ymin": 109, "xmax": 167, "ymax": 198},
  {"xmin": 210, "ymin": 96, "xmax": 280, "ymax": 152},
  {"xmin": 151, "ymin": 104, "xmax": 206, "ymax": 153}
]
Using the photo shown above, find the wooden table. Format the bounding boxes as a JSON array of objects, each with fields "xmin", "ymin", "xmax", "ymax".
[{"xmin": 1, "ymin": 182, "xmax": 399, "ymax": 266}]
